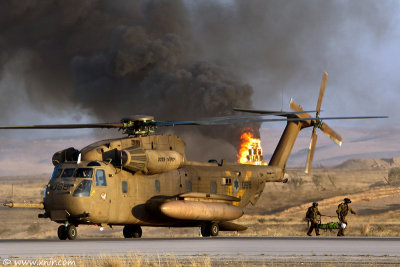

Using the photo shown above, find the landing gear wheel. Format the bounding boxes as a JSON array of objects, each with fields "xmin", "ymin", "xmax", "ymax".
[
  {"xmin": 123, "ymin": 225, "xmax": 142, "ymax": 238},
  {"xmin": 57, "ymin": 225, "xmax": 67, "ymax": 240},
  {"xmin": 123, "ymin": 225, "xmax": 133, "ymax": 238},
  {"xmin": 200, "ymin": 224, "xmax": 210, "ymax": 237},
  {"xmin": 210, "ymin": 222, "xmax": 219, "ymax": 237},
  {"xmin": 132, "ymin": 226, "xmax": 142, "ymax": 238},
  {"xmin": 67, "ymin": 225, "xmax": 77, "ymax": 240},
  {"xmin": 201, "ymin": 222, "xmax": 219, "ymax": 237}
]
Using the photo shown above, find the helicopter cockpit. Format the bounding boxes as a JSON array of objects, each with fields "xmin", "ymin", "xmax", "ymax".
[{"xmin": 46, "ymin": 162, "xmax": 110, "ymax": 199}]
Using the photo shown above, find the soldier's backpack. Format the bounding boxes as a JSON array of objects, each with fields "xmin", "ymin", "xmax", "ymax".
[
  {"xmin": 305, "ymin": 207, "xmax": 313, "ymax": 219},
  {"xmin": 336, "ymin": 203, "xmax": 346, "ymax": 217}
]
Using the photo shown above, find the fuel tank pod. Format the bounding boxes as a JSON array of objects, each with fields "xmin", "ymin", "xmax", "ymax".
[
  {"xmin": 159, "ymin": 200, "xmax": 244, "ymax": 221},
  {"xmin": 121, "ymin": 147, "xmax": 184, "ymax": 174}
]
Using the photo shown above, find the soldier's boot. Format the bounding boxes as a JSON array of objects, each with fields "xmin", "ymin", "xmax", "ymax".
[
  {"xmin": 307, "ymin": 227, "xmax": 312, "ymax": 236},
  {"xmin": 337, "ymin": 229, "xmax": 343, "ymax": 236}
]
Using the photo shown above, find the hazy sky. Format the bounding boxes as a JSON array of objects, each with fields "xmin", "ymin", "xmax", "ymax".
[{"xmin": 188, "ymin": 1, "xmax": 400, "ymax": 128}]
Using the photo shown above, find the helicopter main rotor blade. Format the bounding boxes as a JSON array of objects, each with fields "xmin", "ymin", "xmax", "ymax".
[
  {"xmin": 157, "ymin": 115, "xmax": 388, "ymax": 127},
  {"xmin": 200, "ymin": 110, "xmax": 318, "ymax": 122},
  {"xmin": 232, "ymin": 108, "xmax": 317, "ymax": 116},
  {"xmin": 0, "ymin": 123, "xmax": 124, "ymax": 130}
]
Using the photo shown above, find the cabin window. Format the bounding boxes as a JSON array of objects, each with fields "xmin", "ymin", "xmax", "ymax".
[
  {"xmin": 95, "ymin": 169, "xmax": 107, "ymax": 186},
  {"xmin": 122, "ymin": 181, "xmax": 128, "ymax": 194},
  {"xmin": 72, "ymin": 180, "xmax": 92, "ymax": 197},
  {"xmin": 74, "ymin": 168, "xmax": 93, "ymax": 178},
  {"xmin": 61, "ymin": 168, "xmax": 75, "ymax": 178},
  {"xmin": 210, "ymin": 181, "xmax": 217, "ymax": 194},
  {"xmin": 155, "ymin": 180, "xmax": 160, "ymax": 193},
  {"xmin": 221, "ymin": 177, "xmax": 232, "ymax": 185},
  {"xmin": 185, "ymin": 181, "xmax": 192, "ymax": 192},
  {"xmin": 51, "ymin": 168, "xmax": 62, "ymax": 179}
]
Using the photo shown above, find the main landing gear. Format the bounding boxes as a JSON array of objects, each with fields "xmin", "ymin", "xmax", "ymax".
[
  {"xmin": 57, "ymin": 224, "xmax": 77, "ymax": 240},
  {"xmin": 123, "ymin": 225, "xmax": 142, "ymax": 238},
  {"xmin": 201, "ymin": 222, "xmax": 219, "ymax": 237}
]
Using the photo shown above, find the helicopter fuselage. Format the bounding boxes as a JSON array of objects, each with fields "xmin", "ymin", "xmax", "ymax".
[{"xmin": 43, "ymin": 158, "xmax": 284, "ymax": 228}]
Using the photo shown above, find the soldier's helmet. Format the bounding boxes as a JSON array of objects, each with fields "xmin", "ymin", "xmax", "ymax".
[
  {"xmin": 344, "ymin": 198, "xmax": 351, "ymax": 203},
  {"xmin": 312, "ymin": 202, "xmax": 318, "ymax": 207}
]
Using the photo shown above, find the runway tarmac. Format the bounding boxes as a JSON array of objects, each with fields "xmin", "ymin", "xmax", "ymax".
[{"xmin": 0, "ymin": 236, "xmax": 400, "ymax": 259}]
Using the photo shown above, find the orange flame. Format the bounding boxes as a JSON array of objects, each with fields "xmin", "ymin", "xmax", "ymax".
[{"xmin": 237, "ymin": 131, "xmax": 267, "ymax": 165}]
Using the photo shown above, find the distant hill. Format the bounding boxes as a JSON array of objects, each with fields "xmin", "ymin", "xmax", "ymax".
[{"xmin": 334, "ymin": 157, "xmax": 400, "ymax": 170}]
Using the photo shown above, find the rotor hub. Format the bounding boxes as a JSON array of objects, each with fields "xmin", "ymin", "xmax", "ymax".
[{"xmin": 121, "ymin": 115, "xmax": 156, "ymax": 136}]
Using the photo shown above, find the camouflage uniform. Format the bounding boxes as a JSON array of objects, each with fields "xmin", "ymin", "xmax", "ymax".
[
  {"xmin": 336, "ymin": 198, "xmax": 357, "ymax": 236},
  {"xmin": 306, "ymin": 203, "xmax": 321, "ymax": 236}
]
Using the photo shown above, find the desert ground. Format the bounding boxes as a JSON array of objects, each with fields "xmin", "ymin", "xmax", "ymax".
[{"xmin": 1, "ymin": 158, "xmax": 399, "ymax": 240}]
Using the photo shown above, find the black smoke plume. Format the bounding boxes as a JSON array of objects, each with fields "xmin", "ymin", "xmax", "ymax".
[{"xmin": 0, "ymin": 0, "xmax": 257, "ymax": 161}]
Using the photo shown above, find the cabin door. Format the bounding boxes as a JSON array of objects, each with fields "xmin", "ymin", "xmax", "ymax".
[{"xmin": 90, "ymin": 169, "xmax": 111, "ymax": 222}]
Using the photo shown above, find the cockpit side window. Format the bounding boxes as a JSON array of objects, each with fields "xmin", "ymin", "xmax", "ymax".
[
  {"xmin": 74, "ymin": 168, "xmax": 93, "ymax": 178},
  {"xmin": 61, "ymin": 168, "xmax": 75, "ymax": 178},
  {"xmin": 95, "ymin": 169, "xmax": 107, "ymax": 186},
  {"xmin": 72, "ymin": 180, "xmax": 92, "ymax": 197},
  {"xmin": 51, "ymin": 168, "xmax": 62, "ymax": 179}
]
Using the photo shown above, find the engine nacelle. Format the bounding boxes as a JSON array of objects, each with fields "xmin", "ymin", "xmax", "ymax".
[
  {"xmin": 121, "ymin": 147, "xmax": 184, "ymax": 174},
  {"xmin": 52, "ymin": 147, "xmax": 80, "ymax": 166}
]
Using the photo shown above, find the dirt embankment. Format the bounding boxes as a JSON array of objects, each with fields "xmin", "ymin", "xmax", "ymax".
[{"xmin": 335, "ymin": 157, "xmax": 400, "ymax": 170}]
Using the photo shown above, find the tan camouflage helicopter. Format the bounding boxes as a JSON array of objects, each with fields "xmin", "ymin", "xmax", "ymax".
[{"xmin": 1, "ymin": 73, "xmax": 386, "ymax": 240}]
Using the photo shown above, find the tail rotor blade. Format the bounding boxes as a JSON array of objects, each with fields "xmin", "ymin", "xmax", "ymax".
[
  {"xmin": 305, "ymin": 128, "xmax": 318, "ymax": 174},
  {"xmin": 289, "ymin": 99, "xmax": 304, "ymax": 113},
  {"xmin": 320, "ymin": 122, "xmax": 343, "ymax": 147},
  {"xmin": 316, "ymin": 72, "xmax": 327, "ymax": 114}
]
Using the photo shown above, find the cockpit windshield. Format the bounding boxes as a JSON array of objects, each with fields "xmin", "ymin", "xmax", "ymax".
[
  {"xmin": 72, "ymin": 180, "xmax": 92, "ymax": 197},
  {"xmin": 74, "ymin": 168, "xmax": 93, "ymax": 178},
  {"xmin": 51, "ymin": 168, "xmax": 62, "ymax": 179},
  {"xmin": 61, "ymin": 168, "xmax": 75, "ymax": 178}
]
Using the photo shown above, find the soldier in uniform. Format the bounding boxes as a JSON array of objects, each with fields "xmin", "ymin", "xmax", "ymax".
[
  {"xmin": 336, "ymin": 198, "xmax": 357, "ymax": 236},
  {"xmin": 306, "ymin": 202, "xmax": 321, "ymax": 236}
]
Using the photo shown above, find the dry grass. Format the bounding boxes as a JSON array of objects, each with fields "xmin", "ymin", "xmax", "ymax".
[
  {"xmin": 361, "ymin": 224, "xmax": 370, "ymax": 236},
  {"xmin": 2, "ymin": 254, "xmax": 399, "ymax": 267}
]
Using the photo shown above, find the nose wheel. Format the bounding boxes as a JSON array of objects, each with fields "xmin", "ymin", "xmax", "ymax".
[
  {"xmin": 57, "ymin": 224, "xmax": 77, "ymax": 240},
  {"xmin": 123, "ymin": 225, "xmax": 142, "ymax": 238}
]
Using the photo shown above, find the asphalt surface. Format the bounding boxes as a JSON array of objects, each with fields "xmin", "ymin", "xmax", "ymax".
[{"xmin": 0, "ymin": 237, "xmax": 400, "ymax": 259}]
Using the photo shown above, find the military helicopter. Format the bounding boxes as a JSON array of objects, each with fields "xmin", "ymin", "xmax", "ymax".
[{"xmin": 1, "ymin": 73, "xmax": 386, "ymax": 240}]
